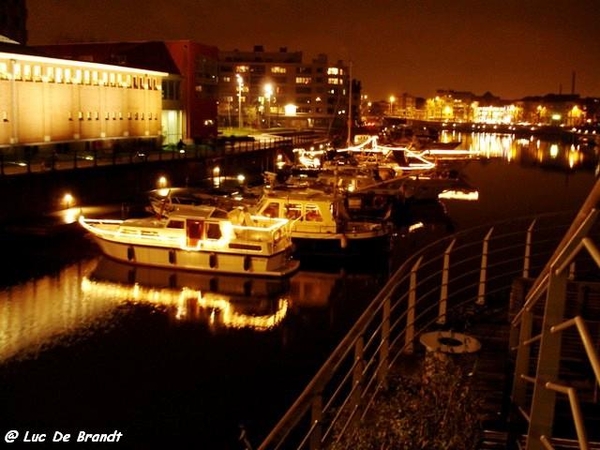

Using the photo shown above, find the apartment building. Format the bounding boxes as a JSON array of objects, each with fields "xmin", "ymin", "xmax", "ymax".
[{"xmin": 218, "ymin": 45, "xmax": 356, "ymax": 134}]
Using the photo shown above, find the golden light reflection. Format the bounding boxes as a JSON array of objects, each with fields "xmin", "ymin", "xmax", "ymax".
[
  {"xmin": 80, "ymin": 277, "xmax": 289, "ymax": 331},
  {"xmin": 438, "ymin": 190, "xmax": 480, "ymax": 201}
]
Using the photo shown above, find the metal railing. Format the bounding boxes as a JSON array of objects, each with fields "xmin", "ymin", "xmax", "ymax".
[
  {"xmin": 257, "ymin": 179, "xmax": 600, "ymax": 449},
  {"xmin": 0, "ymin": 133, "xmax": 323, "ymax": 177},
  {"xmin": 509, "ymin": 181, "xmax": 600, "ymax": 450}
]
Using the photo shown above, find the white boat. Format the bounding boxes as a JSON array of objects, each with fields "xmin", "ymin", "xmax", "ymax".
[
  {"xmin": 253, "ymin": 186, "xmax": 392, "ymax": 256},
  {"xmin": 331, "ymin": 135, "xmax": 437, "ymax": 175},
  {"xmin": 78, "ymin": 205, "xmax": 299, "ymax": 277}
]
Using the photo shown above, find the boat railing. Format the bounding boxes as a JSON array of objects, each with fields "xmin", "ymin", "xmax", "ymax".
[{"xmin": 256, "ymin": 178, "xmax": 600, "ymax": 449}]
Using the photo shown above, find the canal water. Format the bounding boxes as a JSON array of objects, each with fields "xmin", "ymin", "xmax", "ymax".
[{"xmin": 0, "ymin": 132, "xmax": 597, "ymax": 449}]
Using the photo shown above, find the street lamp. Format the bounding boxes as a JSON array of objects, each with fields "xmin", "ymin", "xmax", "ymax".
[
  {"xmin": 236, "ymin": 74, "xmax": 244, "ymax": 129},
  {"xmin": 264, "ymin": 83, "xmax": 273, "ymax": 129},
  {"xmin": 389, "ymin": 95, "xmax": 395, "ymax": 116}
]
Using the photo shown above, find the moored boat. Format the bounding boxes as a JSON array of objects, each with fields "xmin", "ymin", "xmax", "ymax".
[
  {"xmin": 78, "ymin": 205, "xmax": 299, "ymax": 277},
  {"xmin": 253, "ymin": 186, "xmax": 392, "ymax": 256}
]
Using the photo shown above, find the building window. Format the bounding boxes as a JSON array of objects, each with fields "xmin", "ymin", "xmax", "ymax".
[
  {"xmin": 296, "ymin": 77, "xmax": 311, "ymax": 84},
  {"xmin": 45, "ymin": 66, "xmax": 54, "ymax": 82},
  {"xmin": 33, "ymin": 65, "xmax": 42, "ymax": 81},
  {"xmin": 271, "ymin": 66, "xmax": 286, "ymax": 74},
  {"xmin": 236, "ymin": 65, "xmax": 249, "ymax": 73},
  {"xmin": 23, "ymin": 64, "xmax": 31, "ymax": 81},
  {"xmin": 13, "ymin": 63, "xmax": 21, "ymax": 80},
  {"xmin": 0, "ymin": 62, "xmax": 9, "ymax": 80}
]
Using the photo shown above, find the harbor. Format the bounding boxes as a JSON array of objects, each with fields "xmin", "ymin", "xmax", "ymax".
[{"xmin": 0, "ymin": 130, "xmax": 598, "ymax": 448}]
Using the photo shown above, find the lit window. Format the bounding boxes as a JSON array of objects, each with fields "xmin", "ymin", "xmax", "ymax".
[
  {"xmin": 296, "ymin": 77, "xmax": 311, "ymax": 84},
  {"xmin": 327, "ymin": 68, "xmax": 340, "ymax": 75},
  {"xmin": 33, "ymin": 65, "xmax": 42, "ymax": 81},
  {"xmin": 236, "ymin": 65, "xmax": 249, "ymax": 73},
  {"xmin": 13, "ymin": 63, "xmax": 21, "ymax": 80},
  {"xmin": 305, "ymin": 205, "xmax": 322, "ymax": 222},
  {"xmin": 271, "ymin": 66, "xmax": 286, "ymax": 74}
]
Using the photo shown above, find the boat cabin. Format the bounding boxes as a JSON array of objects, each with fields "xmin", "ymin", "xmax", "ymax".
[{"xmin": 254, "ymin": 190, "xmax": 344, "ymax": 235}]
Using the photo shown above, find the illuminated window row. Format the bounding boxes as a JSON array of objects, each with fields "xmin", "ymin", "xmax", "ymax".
[
  {"xmin": 67, "ymin": 111, "xmax": 160, "ymax": 121},
  {"xmin": 0, "ymin": 61, "xmax": 161, "ymax": 90}
]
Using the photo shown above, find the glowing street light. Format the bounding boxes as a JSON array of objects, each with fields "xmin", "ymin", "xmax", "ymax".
[
  {"xmin": 264, "ymin": 83, "xmax": 273, "ymax": 128},
  {"xmin": 389, "ymin": 95, "xmax": 395, "ymax": 115},
  {"xmin": 236, "ymin": 74, "xmax": 244, "ymax": 129}
]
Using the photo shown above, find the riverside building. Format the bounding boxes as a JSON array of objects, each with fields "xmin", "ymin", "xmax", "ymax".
[
  {"xmin": 0, "ymin": 40, "xmax": 166, "ymax": 157},
  {"xmin": 218, "ymin": 45, "xmax": 357, "ymax": 135}
]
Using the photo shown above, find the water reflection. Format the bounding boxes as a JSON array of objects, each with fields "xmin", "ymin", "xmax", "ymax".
[
  {"xmin": 84, "ymin": 257, "xmax": 291, "ymax": 331},
  {"xmin": 439, "ymin": 129, "xmax": 598, "ymax": 171},
  {"xmin": 0, "ymin": 255, "xmax": 368, "ymax": 363}
]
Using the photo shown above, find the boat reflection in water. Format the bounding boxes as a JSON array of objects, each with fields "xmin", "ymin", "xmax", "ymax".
[
  {"xmin": 0, "ymin": 254, "xmax": 351, "ymax": 363},
  {"xmin": 82, "ymin": 257, "xmax": 292, "ymax": 331}
]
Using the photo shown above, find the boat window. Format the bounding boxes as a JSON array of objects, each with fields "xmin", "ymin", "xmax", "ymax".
[
  {"xmin": 186, "ymin": 220, "xmax": 203, "ymax": 239},
  {"xmin": 206, "ymin": 223, "xmax": 222, "ymax": 240},
  {"xmin": 167, "ymin": 220, "xmax": 185, "ymax": 229},
  {"xmin": 262, "ymin": 202, "xmax": 280, "ymax": 218},
  {"xmin": 285, "ymin": 203, "xmax": 302, "ymax": 220},
  {"xmin": 305, "ymin": 204, "xmax": 323, "ymax": 222}
]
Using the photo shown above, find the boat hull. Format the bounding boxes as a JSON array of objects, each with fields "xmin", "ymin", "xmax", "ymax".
[
  {"xmin": 88, "ymin": 234, "xmax": 299, "ymax": 277},
  {"xmin": 291, "ymin": 231, "xmax": 391, "ymax": 257}
]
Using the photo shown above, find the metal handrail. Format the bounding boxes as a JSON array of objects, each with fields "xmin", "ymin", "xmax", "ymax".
[{"xmin": 258, "ymin": 207, "xmax": 587, "ymax": 450}]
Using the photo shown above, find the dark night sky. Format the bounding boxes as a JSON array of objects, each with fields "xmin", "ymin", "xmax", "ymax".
[{"xmin": 26, "ymin": 0, "xmax": 600, "ymax": 101}]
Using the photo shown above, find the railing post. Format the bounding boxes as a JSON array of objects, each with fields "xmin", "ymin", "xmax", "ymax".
[
  {"xmin": 351, "ymin": 336, "xmax": 365, "ymax": 423},
  {"xmin": 378, "ymin": 296, "xmax": 391, "ymax": 387},
  {"xmin": 523, "ymin": 219, "xmax": 536, "ymax": 278},
  {"xmin": 477, "ymin": 227, "xmax": 494, "ymax": 305},
  {"xmin": 309, "ymin": 392, "xmax": 323, "ymax": 450},
  {"xmin": 525, "ymin": 268, "xmax": 568, "ymax": 450},
  {"xmin": 405, "ymin": 256, "xmax": 423, "ymax": 353},
  {"xmin": 437, "ymin": 239, "xmax": 456, "ymax": 325}
]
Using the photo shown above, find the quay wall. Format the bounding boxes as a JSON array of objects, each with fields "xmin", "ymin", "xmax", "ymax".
[{"xmin": 0, "ymin": 152, "xmax": 275, "ymax": 224}]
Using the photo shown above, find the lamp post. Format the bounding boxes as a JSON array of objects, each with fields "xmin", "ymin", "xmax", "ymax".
[
  {"xmin": 389, "ymin": 95, "xmax": 395, "ymax": 116},
  {"xmin": 264, "ymin": 83, "xmax": 273, "ymax": 129},
  {"xmin": 236, "ymin": 74, "xmax": 244, "ymax": 129}
]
